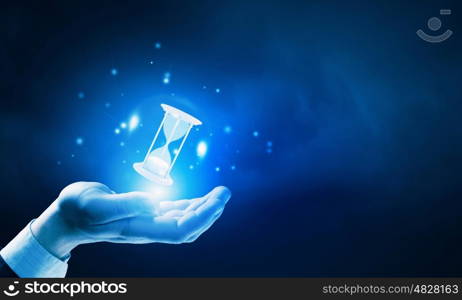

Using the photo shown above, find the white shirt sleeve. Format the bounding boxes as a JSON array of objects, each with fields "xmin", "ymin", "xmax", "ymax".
[{"xmin": 0, "ymin": 220, "xmax": 70, "ymax": 278}]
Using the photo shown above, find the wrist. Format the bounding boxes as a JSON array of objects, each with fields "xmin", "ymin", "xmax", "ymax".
[{"xmin": 31, "ymin": 201, "xmax": 82, "ymax": 259}]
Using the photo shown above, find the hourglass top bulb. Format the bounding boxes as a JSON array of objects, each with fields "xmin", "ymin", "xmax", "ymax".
[{"xmin": 133, "ymin": 104, "xmax": 202, "ymax": 186}]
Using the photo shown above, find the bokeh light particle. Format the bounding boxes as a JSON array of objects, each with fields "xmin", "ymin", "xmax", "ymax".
[
  {"xmin": 76, "ymin": 137, "xmax": 84, "ymax": 145},
  {"xmin": 197, "ymin": 141, "xmax": 207, "ymax": 158},
  {"xmin": 129, "ymin": 115, "xmax": 140, "ymax": 131}
]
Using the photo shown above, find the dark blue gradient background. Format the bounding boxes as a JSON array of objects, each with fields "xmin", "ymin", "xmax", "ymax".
[{"xmin": 1, "ymin": 0, "xmax": 461, "ymax": 276}]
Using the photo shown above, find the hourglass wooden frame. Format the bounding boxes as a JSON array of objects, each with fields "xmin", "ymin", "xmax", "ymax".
[{"xmin": 133, "ymin": 104, "xmax": 202, "ymax": 185}]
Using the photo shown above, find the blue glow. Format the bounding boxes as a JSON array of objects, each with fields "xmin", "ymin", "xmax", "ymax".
[
  {"xmin": 197, "ymin": 141, "xmax": 207, "ymax": 157},
  {"xmin": 105, "ymin": 102, "xmax": 111, "ymax": 108},
  {"xmin": 189, "ymin": 164, "xmax": 195, "ymax": 170},
  {"xmin": 114, "ymin": 128, "xmax": 120, "ymax": 134},
  {"xmin": 110, "ymin": 68, "xmax": 118, "ymax": 76},
  {"xmin": 253, "ymin": 131, "xmax": 259, "ymax": 137},
  {"xmin": 163, "ymin": 72, "xmax": 171, "ymax": 84},
  {"xmin": 77, "ymin": 92, "xmax": 85, "ymax": 99},
  {"xmin": 267, "ymin": 141, "xmax": 273, "ymax": 147},
  {"xmin": 224, "ymin": 125, "xmax": 232, "ymax": 134},
  {"xmin": 230, "ymin": 165, "xmax": 236, "ymax": 170},
  {"xmin": 215, "ymin": 166, "xmax": 221, "ymax": 172},
  {"xmin": 120, "ymin": 122, "xmax": 127, "ymax": 129},
  {"xmin": 120, "ymin": 141, "xmax": 125, "ymax": 147},
  {"xmin": 215, "ymin": 88, "xmax": 221, "ymax": 93},
  {"xmin": 266, "ymin": 148, "xmax": 272, "ymax": 154},
  {"xmin": 154, "ymin": 42, "xmax": 161, "ymax": 49},
  {"xmin": 75, "ymin": 137, "xmax": 84, "ymax": 145},
  {"xmin": 129, "ymin": 115, "xmax": 140, "ymax": 131}
]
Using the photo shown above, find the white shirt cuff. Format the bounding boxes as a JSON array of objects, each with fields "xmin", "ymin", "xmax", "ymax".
[{"xmin": 0, "ymin": 220, "xmax": 70, "ymax": 278}]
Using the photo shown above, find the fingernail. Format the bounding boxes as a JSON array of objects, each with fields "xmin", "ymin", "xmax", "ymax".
[{"xmin": 217, "ymin": 186, "xmax": 232, "ymax": 203}]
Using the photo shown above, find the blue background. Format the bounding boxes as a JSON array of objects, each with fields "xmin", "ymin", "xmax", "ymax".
[{"xmin": 1, "ymin": 0, "xmax": 461, "ymax": 276}]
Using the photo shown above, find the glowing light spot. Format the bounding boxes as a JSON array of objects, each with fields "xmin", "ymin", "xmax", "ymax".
[
  {"xmin": 110, "ymin": 68, "xmax": 118, "ymax": 76},
  {"xmin": 202, "ymin": 85, "xmax": 207, "ymax": 89},
  {"xmin": 224, "ymin": 125, "xmax": 232, "ymax": 134},
  {"xmin": 173, "ymin": 148, "xmax": 179, "ymax": 155},
  {"xmin": 129, "ymin": 115, "xmax": 139, "ymax": 131},
  {"xmin": 197, "ymin": 141, "xmax": 207, "ymax": 158},
  {"xmin": 77, "ymin": 92, "xmax": 85, "ymax": 99},
  {"xmin": 266, "ymin": 148, "xmax": 272, "ymax": 154},
  {"xmin": 71, "ymin": 154, "xmax": 75, "ymax": 158},
  {"xmin": 136, "ymin": 149, "xmax": 140, "ymax": 154},
  {"xmin": 121, "ymin": 93, "xmax": 125, "ymax": 97},
  {"xmin": 105, "ymin": 102, "xmax": 111, "ymax": 108},
  {"xmin": 155, "ymin": 42, "xmax": 162, "ymax": 49},
  {"xmin": 163, "ymin": 72, "xmax": 171, "ymax": 85},
  {"xmin": 57, "ymin": 161, "xmax": 61, "ymax": 165},
  {"xmin": 120, "ymin": 122, "xmax": 127, "ymax": 129},
  {"xmin": 230, "ymin": 165, "xmax": 236, "ymax": 170},
  {"xmin": 120, "ymin": 142, "xmax": 125, "ymax": 147},
  {"xmin": 114, "ymin": 128, "xmax": 120, "ymax": 134},
  {"xmin": 267, "ymin": 141, "xmax": 273, "ymax": 147},
  {"xmin": 122, "ymin": 160, "xmax": 127, "ymax": 164},
  {"xmin": 189, "ymin": 164, "xmax": 195, "ymax": 170},
  {"xmin": 76, "ymin": 137, "xmax": 84, "ymax": 145},
  {"xmin": 215, "ymin": 166, "xmax": 221, "ymax": 172},
  {"xmin": 149, "ymin": 60, "xmax": 154, "ymax": 65},
  {"xmin": 253, "ymin": 131, "xmax": 259, "ymax": 137},
  {"xmin": 215, "ymin": 88, "xmax": 221, "ymax": 93}
]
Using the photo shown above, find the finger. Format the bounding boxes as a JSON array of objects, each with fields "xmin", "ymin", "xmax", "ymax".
[
  {"xmin": 184, "ymin": 208, "xmax": 225, "ymax": 243},
  {"xmin": 89, "ymin": 192, "xmax": 158, "ymax": 224},
  {"xmin": 113, "ymin": 215, "xmax": 180, "ymax": 244},
  {"xmin": 162, "ymin": 209, "xmax": 185, "ymax": 218},
  {"xmin": 183, "ymin": 187, "xmax": 228, "ymax": 214},
  {"xmin": 177, "ymin": 186, "xmax": 231, "ymax": 238},
  {"xmin": 185, "ymin": 197, "xmax": 207, "ymax": 212},
  {"xmin": 158, "ymin": 199, "xmax": 196, "ymax": 214}
]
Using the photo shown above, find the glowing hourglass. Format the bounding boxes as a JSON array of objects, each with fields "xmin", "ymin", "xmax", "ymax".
[{"xmin": 133, "ymin": 104, "xmax": 202, "ymax": 185}]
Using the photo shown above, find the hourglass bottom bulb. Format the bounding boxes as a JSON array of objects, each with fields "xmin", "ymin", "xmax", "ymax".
[{"xmin": 133, "ymin": 156, "xmax": 173, "ymax": 186}]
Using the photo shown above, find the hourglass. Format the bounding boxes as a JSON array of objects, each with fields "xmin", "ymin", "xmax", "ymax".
[{"xmin": 133, "ymin": 104, "xmax": 202, "ymax": 185}]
